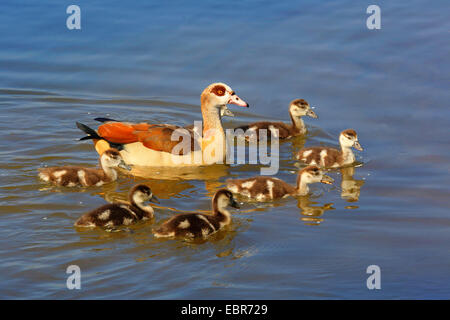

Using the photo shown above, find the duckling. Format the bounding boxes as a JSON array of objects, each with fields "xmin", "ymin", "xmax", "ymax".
[
  {"xmin": 38, "ymin": 148, "xmax": 131, "ymax": 187},
  {"xmin": 297, "ymin": 129, "xmax": 363, "ymax": 168},
  {"xmin": 153, "ymin": 189, "xmax": 239, "ymax": 239},
  {"xmin": 74, "ymin": 184, "xmax": 159, "ymax": 228},
  {"xmin": 226, "ymin": 165, "xmax": 334, "ymax": 201},
  {"xmin": 235, "ymin": 99, "xmax": 317, "ymax": 139}
]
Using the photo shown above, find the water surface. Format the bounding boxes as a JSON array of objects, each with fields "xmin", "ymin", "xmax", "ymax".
[{"xmin": 0, "ymin": 0, "xmax": 449, "ymax": 299}]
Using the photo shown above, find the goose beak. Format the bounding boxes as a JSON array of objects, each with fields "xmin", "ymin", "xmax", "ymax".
[
  {"xmin": 353, "ymin": 141, "xmax": 363, "ymax": 151},
  {"xmin": 306, "ymin": 109, "xmax": 318, "ymax": 119},
  {"xmin": 230, "ymin": 198, "xmax": 240, "ymax": 209},
  {"xmin": 149, "ymin": 195, "xmax": 160, "ymax": 204},
  {"xmin": 221, "ymin": 107, "xmax": 235, "ymax": 117},
  {"xmin": 118, "ymin": 160, "xmax": 132, "ymax": 171},
  {"xmin": 320, "ymin": 174, "xmax": 334, "ymax": 185},
  {"xmin": 228, "ymin": 93, "xmax": 249, "ymax": 108}
]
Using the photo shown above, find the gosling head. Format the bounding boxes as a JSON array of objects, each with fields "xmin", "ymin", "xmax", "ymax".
[
  {"xmin": 213, "ymin": 189, "xmax": 240, "ymax": 211},
  {"xmin": 201, "ymin": 83, "xmax": 249, "ymax": 109},
  {"xmin": 220, "ymin": 105, "xmax": 235, "ymax": 117},
  {"xmin": 130, "ymin": 184, "xmax": 159, "ymax": 205},
  {"xmin": 300, "ymin": 165, "xmax": 334, "ymax": 185},
  {"xmin": 101, "ymin": 148, "xmax": 132, "ymax": 171},
  {"xmin": 339, "ymin": 129, "xmax": 363, "ymax": 151},
  {"xmin": 289, "ymin": 99, "xmax": 317, "ymax": 119}
]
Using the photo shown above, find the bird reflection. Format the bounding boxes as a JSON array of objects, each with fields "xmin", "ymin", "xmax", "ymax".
[
  {"xmin": 340, "ymin": 166, "xmax": 365, "ymax": 202},
  {"xmin": 296, "ymin": 195, "xmax": 335, "ymax": 225}
]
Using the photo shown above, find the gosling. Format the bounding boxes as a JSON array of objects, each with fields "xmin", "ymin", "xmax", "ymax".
[
  {"xmin": 153, "ymin": 189, "xmax": 239, "ymax": 239},
  {"xmin": 235, "ymin": 99, "xmax": 317, "ymax": 139},
  {"xmin": 74, "ymin": 184, "xmax": 159, "ymax": 228},
  {"xmin": 38, "ymin": 148, "xmax": 131, "ymax": 187},
  {"xmin": 226, "ymin": 165, "xmax": 334, "ymax": 201},
  {"xmin": 297, "ymin": 129, "xmax": 363, "ymax": 168}
]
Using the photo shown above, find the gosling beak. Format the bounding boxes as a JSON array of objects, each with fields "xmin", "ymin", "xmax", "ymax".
[
  {"xmin": 228, "ymin": 93, "xmax": 249, "ymax": 108},
  {"xmin": 306, "ymin": 109, "xmax": 318, "ymax": 119},
  {"xmin": 222, "ymin": 107, "xmax": 235, "ymax": 117},
  {"xmin": 353, "ymin": 141, "xmax": 363, "ymax": 151},
  {"xmin": 118, "ymin": 160, "xmax": 132, "ymax": 171},
  {"xmin": 149, "ymin": 195, "xmax": 160, "ymax": 204},
  {"xmin": 320, "ymin": 174, "xmax": 334, "ymax": 185},
  {"xmin": 230, "ymin": 198, "xmax": 240, "ymax": 209}
]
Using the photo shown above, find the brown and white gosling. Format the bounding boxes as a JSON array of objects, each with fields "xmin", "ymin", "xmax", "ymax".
[
  {"xmin": 38, "ymin": 148, "xmax": 131, "ymax": 187},
  {"xmin": 153, "ymin": 189, "xmax": 239, "ymax": 239},
  {"xmin": 235, "ymin": 99, "xmax": 317, "ymax": 139},
  {"xmin": 226, "ymin": 165, "xmax": 334, "ymax": 202},
  {"xmin": 297, "ymin": 129, "xmax": 363, "ymax": 168},
  {"xmin": 74, "ymin": 184, "xmax": 159, "ymax": 228}
]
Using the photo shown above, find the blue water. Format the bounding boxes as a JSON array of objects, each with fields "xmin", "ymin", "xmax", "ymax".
[{"xmin": 0, "ymin": 0, "xmax": 449, "ymax": 299}]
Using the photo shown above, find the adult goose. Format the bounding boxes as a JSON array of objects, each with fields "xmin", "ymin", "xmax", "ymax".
[{"xmin": 77, "ymin": 83, "xmax": 249, "ymax": 167}]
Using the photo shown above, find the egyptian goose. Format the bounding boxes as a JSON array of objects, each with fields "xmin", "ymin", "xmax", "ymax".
[
  {"xmin": 226, "ymin": 165, "xmax": 334, "ymax": 201},
  {"xmin": 235, "ymin": 99, "xmax": 317, "ymax": 139},
  {"xmin": 74, "ymin": 184, "xmax": 159, "ymax": 228},
  {"xmin": 76, "ymin": 83, "xmax": 249, "ymax": 167},
  {"xmin": 153, "ymin": 189, "xmax": 239, "ymax": 239},
  {"xmin": 38, "ymin": 148, "xmax": 131, "ymax": 187},
  {"xmin": 297, "ymin": 129, "xmax": 363, "ymax": 168},
  {"xmin": 94, "ymin": 105, "xmax": 234, "ymax": 134}
]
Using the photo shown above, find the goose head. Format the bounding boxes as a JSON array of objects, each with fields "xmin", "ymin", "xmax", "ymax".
[
  {"xmin": 213, "ymin": 189, "xmax": 240, "ymax": 212},
  {"xmin": 101, "ymin": 148, "xmax": 131, "ymax": 170},
  {"xmin": 130, "ymin": 184, "xmax": 160, "ymax": 206},
  {"xmin": 339, "ymin": 129, "xmax": 363, "ymax": 151},
  {"xmin": 201, "ymin": 83, "xmax": 249, "ymax": 112},
  {"xmin": 289, "ymin": 99, "xmax": 317, "ymax": 119},
  {"xmin": 300, "ymin": 165, "xmax": 334, "ymax": 185}
]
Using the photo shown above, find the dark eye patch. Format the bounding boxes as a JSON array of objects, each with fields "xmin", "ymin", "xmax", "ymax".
[{"xmin": 211, "ymin": 85, "xmax": 226, "ymax": 96}]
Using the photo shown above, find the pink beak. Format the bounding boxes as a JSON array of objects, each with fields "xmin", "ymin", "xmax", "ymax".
[{"xmin": 228, "ymin": 93, "xmax": 249, "ymax": 108}]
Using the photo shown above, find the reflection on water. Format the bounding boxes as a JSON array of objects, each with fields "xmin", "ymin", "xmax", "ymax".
[
  {"xmin": 340, "ymin": 166, "xmax": 365, "ymax": 203},
  {"xmin": 297, "ymin": 195, "xmax": 335, "ymax": 225},
  {"xmin": 295, "ymin": 164, "xmax": 365, "ymax": 224}
]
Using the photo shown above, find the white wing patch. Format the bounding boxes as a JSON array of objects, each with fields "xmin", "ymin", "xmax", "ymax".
[
  {"xmin": 302, "ymin": 150, "xmax": 313, "ymax": 158},
  {"xmin": 77, "ymin": 170, "xmax": 87, "ymax": 186},
  {"xmin": 98, "ymin": 210, "xmax": 110, "ymax": 220},
  {"xmin": 319, "ymin": 149, "xmax": 328, "ymax": 166},
  {"xmin": 267, "ymin": 180, "xmax": 275, "ymax": 199},
  {"xmin": 178, "ymin": 219, "xmax": 190, "ymax": 229},
  {"xmin": 53, "ymin": 170, "xmax": 67, "ymax": 178},
  {"xmin": 241, "ymin": 180, "xmax": 256, "ymax": 189},
  {"xmin": 39, "ymin": 173, "xmax": 50, "ymax": 182},
  {"xmin": 269, "ymin": 125, "xmax": 279, "ymax": 138},
  {"xmin": 123, "ymin": 218, "xmax": 134, "ymax": 225},
  {"xmin": 227, "ymin": 184, "xmax": 239, "ymax": 193}
]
